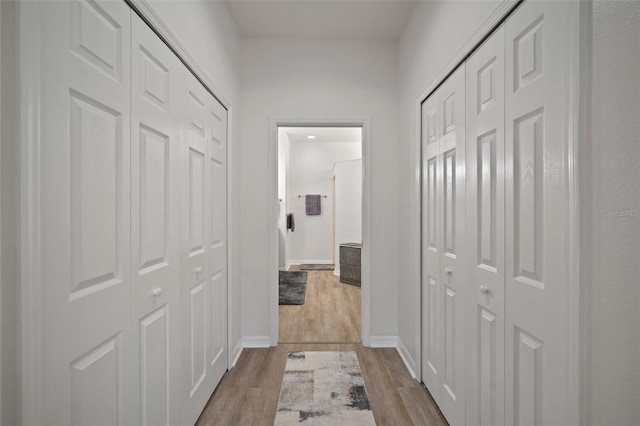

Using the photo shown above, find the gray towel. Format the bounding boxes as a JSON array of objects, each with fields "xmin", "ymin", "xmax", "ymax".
[{"xmin": 305, "ymin": 194, "xmax": 322, "ymax": 215}]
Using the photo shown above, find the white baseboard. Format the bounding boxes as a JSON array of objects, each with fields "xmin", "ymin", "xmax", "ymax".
[
  {"xmin": 396, "ymin": 337, "xmax": 418, "ymax": 380},
  {"xmin": 242, "ymin": 336, "xmax": 271, "ymax": 348},
  {"xmin": 289, "ymin": 260, "xmax": 334, "ymax": 265},
  {"xmin": 369, "ymin": 335, "xmax": 398, "ymax": 348},
  {"xmin": 230, "ymin": 338, "xmax": 243, "ymax": 368}
]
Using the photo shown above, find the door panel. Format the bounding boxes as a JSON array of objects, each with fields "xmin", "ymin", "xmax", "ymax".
[
  {"xmin": 465, "ymin": 25, "xmax": 506, "ymax": 426},
  {"xmin": 139, "ymin": 307, "xmax": 169, "ymax": 426},
  {"xmin": 437, "ymin": 65, "xmax": 466, "ymax": 425},
  {"xmin": 180, "ymin": 71, "xmax": 215, "ymax": 425},
  {"xmin": 421, "ymin": 93, "xmax": 441, "ymax": 394},
  {"xmin": 421, "ymin": 65, "xmax": 466, "ymax": 425},
  {"xmin": 180, "ymin": 70, "xmax": 229, "ymax": 425},
  {"xmin": 505, "ymin": 2, "xmax": 571, "ymax": 424},
  {"xmin": 37, "ymin": 1, "xmax": 132, "ymax": 423},
  {"xmin": 207, "ymin": 97, "xmax": 228, "ymax": 384},
  {"xmin": 131, "ymin": 13, "xmax": 181, "ymax": 426}
]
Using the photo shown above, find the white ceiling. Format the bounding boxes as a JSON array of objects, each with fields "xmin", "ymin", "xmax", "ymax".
[
  {"xmin": 282, "ymin": 127, "xmax": 362, "ymax": 143},
  {"xmin": 225, "ymin": 0, "xmax": 417, "ymax": 41}
]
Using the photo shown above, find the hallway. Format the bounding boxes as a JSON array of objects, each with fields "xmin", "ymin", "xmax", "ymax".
[
  {"xmin": 195, "ymin": 344, "xmax": 447, "ymax": 426},
  {"xmin": 3, "ymin": 1, "xmax": 639, "ymax": 425}
]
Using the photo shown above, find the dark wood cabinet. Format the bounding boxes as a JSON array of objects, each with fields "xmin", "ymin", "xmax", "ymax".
[{"xmin": 339, "ymin": 243, "xmax": 362, "ymax": 286}]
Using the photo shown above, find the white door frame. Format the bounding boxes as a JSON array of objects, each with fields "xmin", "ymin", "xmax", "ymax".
[
  {"xmin": 268, "ymin": 117, "xmax": 372, "ymax": 346},
  {"xmin": 412, "ymin": 1, "xmax": 584, "ymax": 424}
]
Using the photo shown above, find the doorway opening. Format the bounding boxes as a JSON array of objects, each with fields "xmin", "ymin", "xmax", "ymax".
[{"xmin": 277, "ymin": 126, "xmax": 363, "ymax": 343}]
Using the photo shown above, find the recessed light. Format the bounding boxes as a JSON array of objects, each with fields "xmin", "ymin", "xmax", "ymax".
[{"xmin": 307, "ymin": 135, "xmax": 316, "ymax": 140}]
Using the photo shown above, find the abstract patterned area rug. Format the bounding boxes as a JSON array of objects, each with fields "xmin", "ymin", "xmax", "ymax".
[
  {"xmin": 279, "ymin": 271, "xmax": 307, "ymax": 305},
  {"xmin": 299, "ymin": 264, "xmax": 335, "ymax": 271},
  {"xmin": 275, "ymin": 351, "xmax": 376, "ymax": 425}
]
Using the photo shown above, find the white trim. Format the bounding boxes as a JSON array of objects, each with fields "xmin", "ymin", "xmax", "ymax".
[
  {"xmin": 396, "ymin": 337, "xmax": 418, "ymax": 381},
  {"xmin": 20, "ymin": 2, "xmax": 43, "ymax": 424},
  {"xmin": 269, "ymin": 117, "xmax": 372, "ymax": 347},
  {"xmin": 369, "ymin": 335, "xmax": 398, "ymax": 348},
  {"xmin": 230, "ymin": 339, "xmax": 243, "ymax": 368},
  {"xmin": 125, "ymin": 0, "xmax": 231, "ymax": 109},
  {"xmin": 288, "ymin": 260, "xmax": 334, "ymax": 265},
  {"xmin": 0, "ymin": 1, "xmax": 3, "ymax": 421},
  {"xmin": 576, "ymin": 4, "xmax": 592, "ymax": 424},
  {"xmin": 242, "ymin": 336, "xmax": 271, "ymax": 348},
  {"xmin": 226, "ymin": 106, "xmax": 235, "ymax": 370},
  {"xmin": 412, "ymin": 0, "xmax": 521, "ymax": 395},
  {"xmin": 566, "ymin": 2, "xmax": 589, "ymax": 424}
]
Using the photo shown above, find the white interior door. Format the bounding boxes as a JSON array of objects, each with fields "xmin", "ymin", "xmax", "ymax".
[
  {"xmin": 180, "ymin": 70, "xmax": 210, "ymax": 425},
  {"xmin": 206, "ymin": 96, "xmax": 228, "ymax": 387},
  {"xmin": 436, "ymin": 65, "xmax": 467, "ymax": 425},
  {"xmin": 131, "ymin": 13, "xmax": 181, "ymax": 426},
  {"xmin": 422, "ymin": 65, "xmax": 467, "ymax": 425},
  {"xmin": 36, "ymin": 1, "xmax": 133, "ymax": 424},
  {"xmin": 421, "ymin": 88, "xmax": 442, "ymax": 396},
  {"xmin": 465, "ymin": 25, "xmax": 506, "ymax": 426},
  {"xmin": 504, "ymin": 2, "xmax": 572, "ymax": 424}
]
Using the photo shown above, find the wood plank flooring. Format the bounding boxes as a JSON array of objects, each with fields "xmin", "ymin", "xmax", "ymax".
[
  {"xmin": 195, "ymin": 344, "xmax": 448, "ymax": 426},
  {"xmin": 279, "ymin": 267, "xmax": 361, "ymax": 343}
]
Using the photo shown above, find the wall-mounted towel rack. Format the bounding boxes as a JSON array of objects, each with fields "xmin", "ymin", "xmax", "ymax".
[{"xmin": 298, "ymin": 195, "xmax": 327, "ymax": 198}]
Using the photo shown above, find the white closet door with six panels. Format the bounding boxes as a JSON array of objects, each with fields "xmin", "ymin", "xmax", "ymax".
[
  {"xmin": 179, "ymin": 68, "xmax": 228, "ymax": 425},
  {"xmin": 34, "ymin": 1, "xmax": 134, "ymax": 424},
  {"xmin": 421, "ymin": 64, "xmax": 467, "ymax": 425},
  {"xmin": 131, "ymin": 13, "xmax": 182, "ymax": 426},
  {"xmin": 206, "ymin": 92, "xmax": 229, "ymax": 391},
  {"xmin": 465, "ymin": 25, "xmax": 506, "ymax": 426},
  {"xmin": 504, "ymin": 2, "xmax": 572, "ymax": 424}
]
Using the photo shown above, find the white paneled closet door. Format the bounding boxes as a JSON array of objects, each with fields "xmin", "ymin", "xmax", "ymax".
[
  {"xmin": 504, "ymin": 2, "xmax": 572, "ymax": 425},
  {"xmin": 421, "ymin": 65, "xmax": 467, "ymax": 425},
  {"xmin": 465, "ymin": 25, "xmax": 506, "ymax": 426},
  {"xmin": 206, "ymin": 95, "xmax": 228, "ymax": 389},
  {"xmin": 35, "ymin": 1, "xmax": 134, "ymax": 424},
  {"xmin": 421, "ymin": 79, "xmax": 442, "ymax": 397},
  {"xmin": 131, "ymin": 13, "xmax": 181, "ymax": 426},
  {"xmin": 180, "ymin": 69, "xmax": 228, "ymax": 425}
]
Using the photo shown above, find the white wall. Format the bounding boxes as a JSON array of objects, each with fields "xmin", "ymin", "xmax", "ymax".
[
  {"xmin": 288, "ymin": 142, "xmax": 360, "ymax": 265},
  {"xmin": 586, "ymin": 1, "xmax": 640, "ymax": 424},
  {"xmin": 397, "ymin": 0, "xmax": 502, "ymax": 375},
  {"xmin": 277, "ymin": 129, "xmax": 290, "ymax": 270},
  {"xmin": 333, "ymin": 159, "xmax": 363, "ymax": 275},
  {"xmin": 240, "ymin": 39, "xmax": 399, "ymax": 341},
  {"xmin": 145, "ymin": 0, "xmax": 244, "ymax": 363}
]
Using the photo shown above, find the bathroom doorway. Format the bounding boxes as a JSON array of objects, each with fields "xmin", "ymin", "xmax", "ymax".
[{"xmin": 277, "ymin": 126, "xmax": 363, "ymax": 343}]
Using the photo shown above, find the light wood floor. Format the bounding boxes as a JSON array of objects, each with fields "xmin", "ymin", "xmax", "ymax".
[
  {"xmin": 195, "ymin": 343, "xmax": 448, "ymax": 426},
  {"xmin": 279, "ymin": 267, "xmax": 361, "ymax": 343}
]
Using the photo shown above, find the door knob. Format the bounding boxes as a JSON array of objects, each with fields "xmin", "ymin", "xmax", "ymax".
[
  {"xmin": 195, "ymin": 266, "xmax": 203, "ymax": 274},
  {"xmin": 152, "ymin": 287, "xmax": 163, "ymax": 297},
  {"xmin": 445, "ymin": 268, "xmax": 453, "ymax": 276},
  {"xmin": 480, "ymin": 285, "xmax": 490, "ymax": 295}
]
